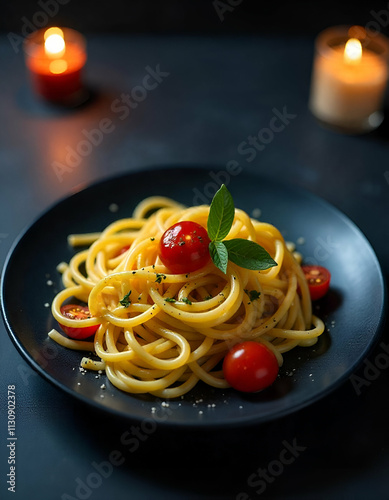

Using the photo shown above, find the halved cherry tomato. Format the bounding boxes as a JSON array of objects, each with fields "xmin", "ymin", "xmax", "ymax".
[
  {"xmin": 59, "ymin": 304, "xmax": 99, "ymax": 340},
  {"xmin": 159, "ymin": 221, "xmax": 211, "ymax": 274},
  {"xmin": 302, "ymin": 265, "xmax": 331, "ymax": 301},
  {"xmin": 223, "ymin": 341, "xmax": 279, "ymax": 393}
]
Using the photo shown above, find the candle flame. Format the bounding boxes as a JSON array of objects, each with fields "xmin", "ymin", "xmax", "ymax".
[
  {"xmin": 344, "ymin": 38, "xmax": 362, "ymax": 64},
  {"xmin": 44, "ymin": 27, "xmax": 64, "ymax": 40},
  {"xmin": 44, "ymin": 28, "xmax": 65, "ymax": 58}
]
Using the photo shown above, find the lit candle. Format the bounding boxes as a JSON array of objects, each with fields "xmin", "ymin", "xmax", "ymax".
[
  {"xmin": 23, "ymin": 27, "xmax": 87, "ymax": 105},
  {"xmin": 309, "ymin": 26, "xmax": 389, "ymax": 133}
]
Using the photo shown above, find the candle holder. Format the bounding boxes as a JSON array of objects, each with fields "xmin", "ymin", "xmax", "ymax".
[
  {"xmin": 23, "ymin": 27, "xmax": 88, "ymax": 106},
  {"xmin": 309, "ymin": 26, "xmax": 389, "ymax": 133}
]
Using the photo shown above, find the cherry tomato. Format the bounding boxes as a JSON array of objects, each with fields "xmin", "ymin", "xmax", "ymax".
[
  {"xmin": 59, "ymin": 304, "xmax": 99, "ymax": 340},
  {"xmin": 115, "ymin": 245, "xmax": 131, "ymax": 257},
  {"xmin": 223, "ymin": 341, "xmax": 279, "ymax": 393},
  {"xmin": 159, "ymin": 221, "xmax": 211, "ymax": 274},
  {"xmin": 302, "ymin": 265, "xmax": 331, "ymax": 301}
]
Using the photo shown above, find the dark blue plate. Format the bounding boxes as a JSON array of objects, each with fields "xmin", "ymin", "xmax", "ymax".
[{"xmin": 1, "ymin": 166, "xmax": 386, "ymax": 427}]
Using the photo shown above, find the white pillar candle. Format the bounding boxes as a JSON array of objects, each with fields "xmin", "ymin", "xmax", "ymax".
[{"xmin": 309, "ymin": 26, "xmax": 389, "ymax": 133}]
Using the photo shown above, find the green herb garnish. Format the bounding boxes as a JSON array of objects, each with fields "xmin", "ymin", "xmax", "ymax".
[
  {"xmin": 209, "ymin": 240, "xmax": 228, "ymax": 274},
  {"xmin": 164, "ymin": 297, "xmax": 176, "ymax": 303},
  {"xmin": 207, "ymin": 185, "xmax": 277, "ymax": 274},
  {"xmin": 244, "ymin": 289, "xmax": 261, "ymax": 301},
  {"xmin": 207, "ymin": 184, "xmax": 235, "ymax": 241},
  {"xmin": 182, "ymin": 297, "xmax": 192, "ymax": 305},
  {"xmin": 155, "ymin": 273, "xmax": 166, "ymax": 284},
  {"xmin": 119, "ymin": 290, "xmax": 132, "ymax": 307}
]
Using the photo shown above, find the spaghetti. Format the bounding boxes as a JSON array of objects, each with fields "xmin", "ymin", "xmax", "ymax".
[{"xmin": 49, "ymin": 195, "xmax": 325, "ymax": 398}]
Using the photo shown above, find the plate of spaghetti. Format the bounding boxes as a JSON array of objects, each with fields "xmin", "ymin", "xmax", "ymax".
[{"xmin": 1, "ymin": 166, "xmax": 385, "ymax": 427}]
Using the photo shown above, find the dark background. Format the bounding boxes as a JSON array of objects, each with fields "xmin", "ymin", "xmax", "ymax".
[{"xmin": 1, "ymin": 0, "xmax": 389, "ymax": 37}]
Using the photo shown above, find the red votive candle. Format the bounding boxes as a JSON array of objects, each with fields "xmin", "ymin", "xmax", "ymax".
[{"xmin": 23, "ymin": 27, "xmax": 87, "ymax": 105}]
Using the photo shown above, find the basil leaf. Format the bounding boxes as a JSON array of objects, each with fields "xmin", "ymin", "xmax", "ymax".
[
  {"xmin": 209, "ymin": 240, "xmax": 229, "ymax": 274},
  {"xmin": 224, "ymin": 239, "xmax": 277, "ymax": 270},
  {"xmin": 207, "ymin": 184, "xmax": 235, "ymax": 241}
]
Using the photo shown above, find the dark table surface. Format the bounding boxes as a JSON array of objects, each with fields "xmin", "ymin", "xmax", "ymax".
[{"xmin": 1, "ymin": 33, "xmax": 389, "ymax": 500}]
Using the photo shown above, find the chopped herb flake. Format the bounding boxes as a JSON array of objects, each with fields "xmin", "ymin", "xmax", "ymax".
[
  {"xmin": 165, "ymin": 297, "xmax": 176, "ymax": 303},
  {"xmin": 182, "ymin": 297, "xmax": 192, "ymax": 305},
  {"xmin": 244, "ymin": 289, "xmax": 261, "ymax": 301},
  {"xmin": 119, "ymin": 290, "xmax": 132, "ymax": 307},
  {"xmin": 155, "ymin": 273, "xmax": 166, "ymax": 284}
]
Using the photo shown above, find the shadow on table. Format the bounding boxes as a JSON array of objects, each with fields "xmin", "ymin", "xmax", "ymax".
[
  {"xmin": 15, "ymin": 83, "xmax": 114, "ymax": 118},
  {"xmin": 370, "ymin": 103, "xmax": 389, "ymax": 142}
]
